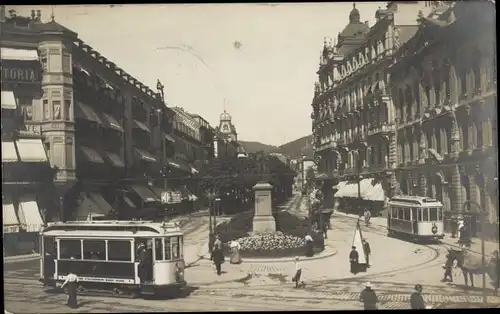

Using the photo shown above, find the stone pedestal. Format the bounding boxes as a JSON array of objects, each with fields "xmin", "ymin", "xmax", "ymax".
[{"xmin": 252, "ymin": 182, "xmax": 276, "ymax": 233}]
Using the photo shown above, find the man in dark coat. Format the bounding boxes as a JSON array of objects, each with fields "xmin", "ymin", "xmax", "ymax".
[
  {"xmin": 362, "ymin": 239, "xmax": 371, "ymax": 267},
  {"xmin": 349, "ymin": 246, "xmax": 359, "ymax": 274},
  {"xmin": 211, "ymin": 245, "xmax": 225, "ymax": 275},
  {"xmin": 410, "ymin": 284, "xmax": 426, "ymax": 309},
  {"xmin": 359, "ymin": 282, "xmax": 378, "ymax": 310},
  {"xmin": 442, "ymin": 251, "xmax": 454, "ymax": 282}
]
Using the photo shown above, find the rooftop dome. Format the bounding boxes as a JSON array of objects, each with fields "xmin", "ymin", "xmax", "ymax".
[
  {"xmin": 220, "ymin": 110, "xmax": 232, "ymax": 121},
  {"xmin": 349, "ymin": 3, "xmax": 360, "ymax": 23}
]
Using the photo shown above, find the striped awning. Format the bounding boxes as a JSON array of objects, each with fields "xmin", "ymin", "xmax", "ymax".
[
  {"xmin": 16, "ymin": 138, "xmax": 48, "ymax": 162},
  {"xmin": 76, "ymin": 192, "xmax": 112, "ymax": 220},
  {"xmin": 1, "ymin": 47, "xmax": 39, "ymax": 61},
  {"xmin": 164, "ymin": 133, "xmax": 176, "ymax": 142},
  {"xmin": 132, "ymin": 119, "xmax": 150, "ymax": 133},
  {"xmin": 1, "ymin": 90, "xmax": 17, "ymax": 110},
  {"xmin": 79, "ymin": 146, "xmax": 104, "ymax": 164},
  {"xmin": 130, "ymin": 185, "xmax": 160, "ymax": 203},
  {"xmin": 102, "ymin": 113, "xmax": 124, "ymax": 132},
  {"xmin": 3, "ymin": 201, "xmax": 20, "ymax": 231},
  {"xmin": 134, "ymin": 148, "xmax": 156, "ymax": 163},
  {"xmin": 2, "ymin": 141, "xmax": 19, "ymax": 162},
  {"xmin": 18, "ymin": 196, "xmax": 44, "ymax": 232},
  {"xmin": 75, "ymin": 101, "xmax": 104, "ymax": 125}
]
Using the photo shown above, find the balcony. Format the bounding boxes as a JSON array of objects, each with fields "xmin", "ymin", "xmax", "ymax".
[{"xmin": 367, "ymin": 123, "xmax": 393, "ymax": 137}]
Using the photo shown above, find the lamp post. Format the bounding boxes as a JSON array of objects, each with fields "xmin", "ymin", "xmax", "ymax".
[
  {"xmin": 461, "ymin": 200, "xmax": 488, "ymax": 307},
  {"xmin": 355, "ymin": 150, "xmax": 362, "ymax": 216}
]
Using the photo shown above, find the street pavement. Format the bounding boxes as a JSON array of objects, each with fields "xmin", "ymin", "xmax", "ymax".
[{"xmin": 5, "ymin": 198, "xmax": 500, "ymax": 312}]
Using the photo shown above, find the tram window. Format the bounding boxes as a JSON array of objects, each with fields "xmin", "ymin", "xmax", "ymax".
[
  {"xmin": 438, "ymin": 208, "xmax": 443, "ymax": 221},
  {"xmin": 403, "ymin": 208, "xmax": 411, "ymax": 221},
  {"xmin": 43, "ymin": 237, "xmax": 57, "ymax": 254},
  {"xmin": 398, "ymin": 208, "xmax": 404, "ymax": 220},
  {"xmin": 429, "ymin": 208, "xmax": 438, "ymax": 221},
  {"xmin": 83, "ymin": 240, "xmax": 106, "ymax": 260},
  {"xmin": 411, "ymin": 208, "xmax": 417, "ymax": 221},
  {"xmin": 155, "ymin": 238, "xmax": 163, "ymax": 261},
  {"xmin": 108, "ymin": 240, "xmax": 132, "ymax": 262},
  {"xmin": 391, "ymin": 208, "xmax": 397, "ymax": 218},
  {"xmin": 164, "ymin": 237, "xmax": 172, "ymax": 261},
  {"xmin": 59, "ymin": 239, "xmax": 82, "ymax": 260},
  {"xmin": 417, "ymin": 209, "xmax": 422, "ymax": 222},
  {"xmin": 172, "ymin": 237, "xmax": 180, "ymax": 259},
  {"xmin": 422, "ymin": 208, "xmax": 429, "ymax": 221}
]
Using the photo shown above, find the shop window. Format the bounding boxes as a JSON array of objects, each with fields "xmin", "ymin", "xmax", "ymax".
[
  {"xmin": 59, "ymin": 239, "xmax": 82, "ymax": 259},
  {"xmin": 83, "ymin": 239, "xmax": 106, "ymax": 260},
  {"xmin": 107, "ymin": 240, "xmax": 131, "ymax": 261},
  {"xmin": 155, "ymin": 238, "xmax": 163, "ymax": 261}
]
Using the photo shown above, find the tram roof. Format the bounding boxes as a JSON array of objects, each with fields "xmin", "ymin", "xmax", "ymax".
[
  {"xmin": 388, "ymin": 195, "xmax": 443, "ymax": 206},
  {"xmin": 41, "ymin": 220, "xmax": 183, "ymax": 236}
]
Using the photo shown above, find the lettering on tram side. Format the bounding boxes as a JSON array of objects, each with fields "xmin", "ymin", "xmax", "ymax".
[{"xmin": 58, "ymin": 275, "xmax": 134, "ymax": 284}]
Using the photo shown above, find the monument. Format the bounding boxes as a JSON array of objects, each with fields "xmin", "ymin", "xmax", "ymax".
[{"xmin": 252, "ymin": 182, "xmax": 276, "ymax": 233}]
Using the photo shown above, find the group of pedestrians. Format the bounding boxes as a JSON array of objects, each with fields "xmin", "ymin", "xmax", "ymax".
[
  {"xmin": 209, "ymin": 234, "xmax": 242, "ymax": 276},
  {"xmin": 359, "ymin": 282, "xmax": 428, "ymax": 310},
  {"xmin": 349, "ymin": 239, "xmax": 371, "ymax": 274}
]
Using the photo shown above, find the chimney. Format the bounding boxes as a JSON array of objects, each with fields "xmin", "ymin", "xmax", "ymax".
[{"xmin": 36, "ymin": 10, "xmax": 41, "ymax": 21}]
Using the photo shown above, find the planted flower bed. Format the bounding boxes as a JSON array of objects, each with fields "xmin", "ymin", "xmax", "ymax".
[{"xmin": 215, "ymin": 210, "xmax": 325, "ymax": 258}]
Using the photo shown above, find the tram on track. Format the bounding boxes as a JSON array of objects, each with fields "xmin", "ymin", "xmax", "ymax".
[
  {"xmin": 39, "ymin": 220, "xmax": 186, "ymax": 298},
  {"xmin": 387, "ymin": 196, "xmax": 445, "ymax": 241}
]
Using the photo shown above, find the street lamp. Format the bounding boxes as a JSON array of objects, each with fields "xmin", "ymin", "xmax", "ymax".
[
  {"xmin": 206, "ymin": 188, "xmax": 219, "ymax": 253},
  {"xmin": 461, "ymin": 200, "xmax": 488, "ymax": 307}
]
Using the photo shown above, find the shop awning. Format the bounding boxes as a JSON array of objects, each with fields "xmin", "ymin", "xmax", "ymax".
[
  {"xmin": 1, "ymin": 90, "xmax": 17, "ymax": 110},
  {"xmin": 74, "ymin": 63, "xmax": 90, "ymax": 76},
  {"xmin": 164, "ymin": 133, "xmax": 176, "ymax": 143},
  {"xmin": 166, "ymin": 158, "xmax": 191, "ymax": 173},
  {"xmin": 2, "ymin": 141, "xmax": 19, "ymax": 162},
  {"xmin": 16, "ymin": 139, "xmax": 48, "ymax": 162},
  {"xmin": 3, "ymin": 201, "xmax": 20, "ymax": 233},
  {"xmin": 333, "ymin": 181, "xmax": 347, "ymax": 197},
  {"xmin": 91, "ymin": 193, "xmax": 114, "ymax": 215},
  {"xmin": 124, "ymin": 196, "xmax": 137, "ymax": 208},
  {"xmin": 76, "ymin": 192, "xmax": 111, "ymax": 220},
  {"xmin": 133, "ymin": 119, "xmax": 150, "ymax": 133},
  {"xmin": 18, "ymin": 196, "xmax": 44, "ymax": 232},
  {"xmin": 1, "ymin": 47, "xmax": 39, "ymax": 61},
  {"xmin": 364, "ymin": 180, "xmax": 385, "ymax": 202},
  {"xmin": 133, "ymin": 148, "xmax": 156, "ymax": 163},
  {"xmin": 102, "ymin": 113, "xmax": 124, "ymax": 132},
  {"xmin": 105, "ymin": 151, "xmax": 125, "ymax": 168},
  {"xmin": 130, "ymin": 185, "xmax": 160, "ymax": 203},
  {"xmin": 79, "ymin": 146, "xmax": 105, "ymax": 164},
  {"xmin": 75, "ymin": 101, "xmax": 104, "ymax": 125}
]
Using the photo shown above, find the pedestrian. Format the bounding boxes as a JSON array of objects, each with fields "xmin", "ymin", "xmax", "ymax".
[
  {"xmin": 359, "ymin": 282, "xmax": 378, "ymax": 310},
  {"xmin": 60, "ymin": 269, "xmax": 79, "ymax": 309},
  {"xmin": 410, "ymin": 284, "xmax": 426, "ymax": 309},
  {"xmin": 213, "ymin": 234, "xmax": 222, "ymax": 250},
  {"xmin": 211, "ymin": 244, "xmax": 225, "ymax": 275},
  {"xmin": 362, "ymin": 239, "xmax": 371, "ymax": 267},
  {"xmin": 364, "ymin": 209, "xmax": 371, "ymax": 227},
  {"xmin": 450, "ymin": 216, "xmax": 458, "ymax": 238},
  {"xmin": 349, "ymin": 246, "xmax": 359, "ymax": 275},
  {"xmin": 441, "ymin": 250, "xmax": 454, "ymax": 282},
  {"xmin": 229, "ymin": 240, "xmax": 242, "ymax": 264},
  {"xmin": 305, "ymin": 234, "xmax": 314, "ymax": 257},
  {"xmin": 457, "ymin": 220, "xmax": 471, "ymax": 248}
]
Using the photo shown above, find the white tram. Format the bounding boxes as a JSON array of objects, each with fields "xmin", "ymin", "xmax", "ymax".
[
  {"xmin": 39, "ymin": 220, "xmax": 186, "ymax": 297},
  {"xmin": 387, "ymin": 196, "xmax": 445, "ymax": 240}
]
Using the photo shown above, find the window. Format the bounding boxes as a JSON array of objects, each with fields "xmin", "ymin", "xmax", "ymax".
[
  {"xmin": 411, "ymin": 208, "xmax": 417, "ymax": 221},
  {"xmin": 391, "ymin": 207, "xmax": 397, "ymax": 218},
  {"xmin": 403, "ymin": 208, "xmax": 411, "ymax": 221},
  {"xmin": 422, "ymin": 208, "xmax": 429, "ymax": 221},
  {"xmin": 155, "ymin": 238, "xmax": 163, "ymax": 261},
  {"xmin": 43, "ymin": 236, "xmax": 57, "ymax": 255},
  {"xmin": 164, "ymin": 237, "xmax": 172, "ymax": 260},
  {"xmin": 398, "ymin": 208, "xmax": 404, "ymax": 220},
  {"xmin": 417, "ymin": 208, "xmax": 422, "ymax": 222},
  {"xmin": 83, "ymin": 239, "xmax": 106, "ymax": 260},
  {"xmin": 53, "ymin": 100, "xmax": 61, "ymax": 119},
  {"xmin": 43, "ymin": 99, "xmax": 50, "ymax": 120},
  {"xmin": 108, "ymin": 240, "xmax": 131, "ymax": 261},
  {"xmin": 429, "ymin": 207, "xmax": 438, "ymax": 221},
  {"xmin": 171, "ymin": 236, "xmax": 182, "ymax": 259},
  {"xmin": 65, "ymin": 99, "xmax": 71, "ymax": 120},
  {"xmin": 41, "ymin": 57, "xmax": 48, "ymax": 72},
  {"xmin": 59, "ymin": 239, "xmax": 82, "ymax": 259}
]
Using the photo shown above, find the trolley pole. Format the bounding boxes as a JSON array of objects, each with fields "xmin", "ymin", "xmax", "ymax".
[
  {"xmin": 461, "ymin": 200, "xmax": 488, "ymax": 307},
  {"xmin": 357, "ymin": 150, "xmax": 362, "ymax": 216}
]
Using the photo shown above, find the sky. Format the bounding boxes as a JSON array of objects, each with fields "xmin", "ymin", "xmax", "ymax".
[{"xmin": 11, "ymin": 3, "xmax": 385, "ymax": 146}]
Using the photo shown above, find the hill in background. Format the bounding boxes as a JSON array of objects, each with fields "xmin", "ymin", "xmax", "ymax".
[{"xmin": 239, "ymin": 135, "xmax": 313, "ymax": 159}]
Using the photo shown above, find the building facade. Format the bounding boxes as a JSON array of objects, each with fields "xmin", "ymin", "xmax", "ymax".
[
  {"xmin": 389, "ymin": 1, "xmax": 498, "ymax": 238},
  {"xmin": 214, "ymin": 110, "xmax": 241, "ymax": 160},
  {"xmin": 312, "ymin": 1, "xmax": 437, "ymax": 213},
  {"xmin": 1, "ymin": 8, "xmax": 212, "ymax": 223}
]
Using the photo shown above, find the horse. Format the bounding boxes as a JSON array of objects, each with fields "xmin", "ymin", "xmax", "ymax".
[{"xmin": 446, "ymin": 248, "xmax": 498, "ymax": 290}]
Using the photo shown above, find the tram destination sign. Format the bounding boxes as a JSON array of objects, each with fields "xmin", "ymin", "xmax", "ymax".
[
  {"xmin": 1, "ymin": 59, "xmax": 42, "ymax": 84},
  {"xmin": 58, "ymin": 275, "xmax": 134, "ymax": 284}
]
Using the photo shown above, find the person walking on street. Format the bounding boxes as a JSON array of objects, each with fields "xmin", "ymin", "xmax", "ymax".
[
  {"xmin": 211, "ymin": 244, "xmax": 225, "ymax": 275},
  {"xmin": 441, "ymin": 250, "xmax": 455, "ymax": 282},
  {"xmin": 213, "ymin": 234, "xmax": 222, "ymax": 251},
  {"xmin": 364, "ymin": 209, "xmax": 371, "ymax": 227},
  {"xmin": 359, "ymin": 282, "xmax": 378, "ymax": 310},
  {"xmin": 362, "ymin": 239, "xmax": 371, "ymax": 267},
  {"xmin": 60, "ymin": 269, "xmax": 79, "ymax": 309},
  {"xmin": 410, "ymin": 284, "xmax": 426, "ymax": 309},
  {"xmin": 349, "ymin": 246, "xmax": 359, "ymax": 275}
]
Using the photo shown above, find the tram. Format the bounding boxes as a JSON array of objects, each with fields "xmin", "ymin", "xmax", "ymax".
[
  {"xmin": 39, "ymin": 220, "xmax": 186, "ymax": 298},
  {"xmin": 387, "ymin": 196, "xmax": 445, "ymax": 241}
]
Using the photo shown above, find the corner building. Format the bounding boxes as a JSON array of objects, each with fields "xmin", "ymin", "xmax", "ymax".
[
  {"xmin": 389, "ymin": 1, "xmax": 498, "ymax": 239},
  {"xmin": 312, "ymin": 2, "xmax": 436, "ymax": 214}
]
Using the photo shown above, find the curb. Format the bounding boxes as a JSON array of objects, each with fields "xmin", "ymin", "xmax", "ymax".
[
  {"xmin": 4, "ymin": 254, "xmax": 40, "ymax": 264},
  {"xmin": 333, "ymin": 212, "xmax": 498, "ymax": 258}
]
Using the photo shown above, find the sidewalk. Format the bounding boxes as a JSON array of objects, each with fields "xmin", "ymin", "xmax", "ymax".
[{"xmin": 334, "ymin": 211, "xmax": 499, "ymax": 257}]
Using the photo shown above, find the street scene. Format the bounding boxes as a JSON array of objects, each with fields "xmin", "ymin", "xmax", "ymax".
[{"xmin": 2, "ymin": 2, "xmax": 499, "ymax": 313}]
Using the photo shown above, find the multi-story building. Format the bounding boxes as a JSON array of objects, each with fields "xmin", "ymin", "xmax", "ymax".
[
  {"xmin": 191, "ymin": 114, "xmax": 216, "ymax": 163},
  {"xmin": 312, "ymin": 1, "xmax": 436, "ymax": 213},
  {"xmin": 1, "ymin": 8, "xmax": 212, "ymax": 223},
  {"xmin": 388, "ymin": 1, "xmax": 497, "ymax": 238}
]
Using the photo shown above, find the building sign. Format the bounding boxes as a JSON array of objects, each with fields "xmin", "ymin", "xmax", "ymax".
[
  {"xmin": 161, "ymin": 191, "xmax": 182, "ymax": 204},
  {"xmin": 1, "ymin": 60, "xmax": 42, "ymax": 84}
]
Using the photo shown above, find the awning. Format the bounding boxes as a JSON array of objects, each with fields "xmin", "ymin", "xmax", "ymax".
[
  {"xmin": 134, "ymin": 148, "xmax": 156, "ymax": 163},
  {"xmin": 18, "ymin": 196, "xmax": 44, "ymax": 232},
  {"xmin": 96, "ymin": 74, "xmax": 115, "ymax": 90},
  {"xmin": 79, "ymin": 146, "xmax": 105, "ymax": 164},
  {"xmin": 105, "ymin": 151, "xmax": 125, "ymax": 167},
  {"xmin": 1, "ymin": 90, "xmax": 17, "ymax": 110},
  {"xmin": 1, "ymin": 47, "xmax": 39, "ymax": 61},
  {"xmin": 133, "ymin": 119, "xmax": 150, "ymax": 133},
  {"xmin": 3, "ymin": 201, "xmax": 20, "ymax": 233},
  {"xmin": 76, "ymin": 192, "xmax": 111, "ymax": 220},
  {"xmin": 2, "ymin": 141, "xmax": 19, "ymax": 162},
  {"xmin": 333, "ymin": 181, "xmax": 347, "ymax": 197},
  {"xmin": 101, "ymin": 113, "xmax": 124, "ymax": 132},
  {"xmin": 74, "ymin": 63, "xmax": 90, "ymax": 76},
  {"xmin": 164, "ymin": 133, "xmax": 176, "ymax": 143},
  {"xmin": 179, "ymin": 186, "xmax": 197, "ymax": 202},
  {"xmin": 130, "ymin": 185, "xmax": 160, "ymax": 203},
  {"xmin": 16, "ymin": 138, "xmax": 48, "ymax": 162},
  {"xmin": 124, "ymin": 196, "xmax": 137, "ymax": 208},
  {"xmin": 365, "ymin": 181, "xmax": 385, "ymax": 202},
  {"xmin": 75, "ymin": 101, "xmax": 104, "ymax": 125},
  {"xmin": 166, "ymin": 158, "xmax": 191, "ymax": 173}
]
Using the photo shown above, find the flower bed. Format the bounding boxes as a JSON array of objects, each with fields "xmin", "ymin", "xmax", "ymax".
[{"xmin": 236, "ymin": 232, "xmax": 306, "ymax": 258}]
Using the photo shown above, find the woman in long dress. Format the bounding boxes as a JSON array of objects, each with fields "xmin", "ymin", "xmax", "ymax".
[
  {"xmin": 230, "ymin": 240, "xmax": 242, "ymax": 264},
  {"xmin": 60, "ymin": 270, "xmax": 79, "ymax": 308}
]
